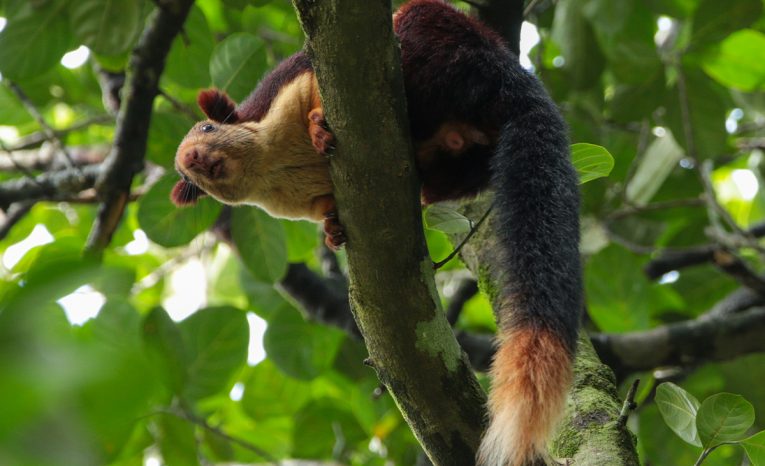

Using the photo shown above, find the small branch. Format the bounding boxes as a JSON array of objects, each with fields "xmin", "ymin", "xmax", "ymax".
[
  {"xmin": 445, "ymin": 278, "xmax": 479, "ymax": 325},
  {"xmin": 6, "ymin": 115, "xmax": 113, "ymax": 152},
  {"xmin": 5, "ymin": 81, "xmax": 78, "ymax": 169},
  {"xmin": 0, "ymin": 201, "xmax": 35, "ymax": 241},
  {"xmin": 617, "ymin": 379, "xmax": 640, "ymax": 427},
  {"xmin": 158, "ymin": 88, "xmax": 200, "ymax": 121},
  {"xmin": 167, "ymin": 407, "xmax": 279, "ymax": 465},
  {"xmin": 85, "ymin": 0, "xmax": 195, "ymax": 257},
  {"xmin": 434, "ymin": 204, "xmax": 493, "ymax": 269},
  {"xmin": 607, "ymin": 197, "xmax": 705, "ymax": 221},
  {"xmin": 711, "ymin": 249, "xmax": 765, "ymax": 296},
  {"xmin": 644, "ymin": 221, "xmax": 765, "ymax": 279}
]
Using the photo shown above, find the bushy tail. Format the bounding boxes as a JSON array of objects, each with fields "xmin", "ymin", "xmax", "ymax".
[{"xmin": 477, "ymin": 59, "xmax": 582, "ymax": 466}]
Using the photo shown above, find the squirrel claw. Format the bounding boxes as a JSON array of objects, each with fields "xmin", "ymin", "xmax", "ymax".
[{"xmin": 323, "ymin": 210, "xmax": 346, "ymax": 250}]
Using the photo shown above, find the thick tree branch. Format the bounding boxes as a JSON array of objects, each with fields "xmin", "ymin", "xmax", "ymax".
[
  {"xmin": 85, "ymin": 0, "xmax": 194, "ymax": 256},
  {"xmin": 591, "ymin": 306, "xmax": 765, "ymax": 378},
  {"xmin": 0, "ymin": 165, "xmax": 100, "ymax": 210},
  {"xmin": 292, "ymin": 1, "xmax": 486, "ymax": 464}
]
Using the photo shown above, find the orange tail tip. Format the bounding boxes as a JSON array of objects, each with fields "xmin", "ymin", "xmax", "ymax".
[{"xmin": 477, "ymin": 327, "xmax": 573, "ymax": 466}]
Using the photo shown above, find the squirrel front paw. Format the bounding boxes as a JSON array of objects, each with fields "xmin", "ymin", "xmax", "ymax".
[{"xmin": 308, "ymin": 108, "xmax": 336, "ymax": 156}]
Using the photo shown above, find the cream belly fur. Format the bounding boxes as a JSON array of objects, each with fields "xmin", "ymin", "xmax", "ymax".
[{"xmin": 175, "ymin": 72, "xmax": 333, "ymax": 221}]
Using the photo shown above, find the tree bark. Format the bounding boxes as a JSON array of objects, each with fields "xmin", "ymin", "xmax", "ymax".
[{"xmin": 292, "ymin": 1, "xmax": 486, "ymax": 464}]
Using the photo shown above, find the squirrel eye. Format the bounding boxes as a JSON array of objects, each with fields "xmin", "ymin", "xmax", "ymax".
[{"xmin": 201, "ymin": 124, "xmax": 216, "ymax": 133}]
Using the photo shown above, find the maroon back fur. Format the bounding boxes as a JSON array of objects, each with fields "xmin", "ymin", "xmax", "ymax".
[{"xmin": 236, "ymin": 51, "xmax": 313, "ymax": 122}]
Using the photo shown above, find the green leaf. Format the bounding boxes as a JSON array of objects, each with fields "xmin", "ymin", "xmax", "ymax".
[
  {"xmin": 69, "ymin": 0, "xmax": 143, "ymax": 55},
  {"xmin": 702, "ymin": 30, "xmax": 765, "ymax": 92},
  {"xmin": 282, "ymin": 219, "xmax": 320, "ymax": 262},
  {"xmin": 210, "ymin": 33, "xmax": 267, "ymax": 102},
  {"xmin": 178, "ymin": 306, "xmax": 249, "ymax": 401},
  {"xmin": 137, "ymin": 174, "xmax": 222, "ymax": 248},
  {"xmin": 263, "ymin": 305, "xmax": 344, "ymax": 380},
  {"xmin": 655, "ymin": 382, "xmax": 703, "ymax": 447},
  {"xmin": 742, "ymin": 431, "xmax": 765, "ymax": 466},
  {"xmin": 241, "ymin": 359, "xmax": 311, "ymax": 421},
  {"xmin": 231, "ymin": 207, "xmax": 288, "ymax": 283},
  {"xmin": 696, "ymin": 393, "xmax": 755, "ymax": 447},
  {"xmin": 291, "ymin": 399, "xmax": 367, "ymax": 459},
  {"xmin": 690, "ymin": 0, "xmax": 762, "ymax": 49},
  {"xmin": 141, "ymin": 307, "xmax": 187, "ymax": 394},
  {"xmin": 571, "ymin": 143, "xmax": 614, "ymax": 184},
  {"xmin": 155, "ymin": 414, "xmax": 200, "ymax": 466},
  {"xmin": 147, "ymin": 111, "xmax": 196, "ymax": 168},
  {"xmin": 165, "ymin": 6, "xmax": 214, "ymax": 89},
  {"xmin": 0, "ymin": 0, "xmax": 72, "ymax": 80},
  {"xmin": 424, "ymin": 204, "xmax": 472, "ymax": 234}
]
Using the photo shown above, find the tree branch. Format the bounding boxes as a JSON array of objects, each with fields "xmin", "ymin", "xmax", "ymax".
[
  {"xmin": 591, "ymin": 306, "xmax": 765, "ymax": 378},
  {"xmin": 84, "ymin": 0, "xmax": 195, "ymax": 256},
  {"xmin": 292, "ymin": 1, "xmax": 486, "ymax": 463}
]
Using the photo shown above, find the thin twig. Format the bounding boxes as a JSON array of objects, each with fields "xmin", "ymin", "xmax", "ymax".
[
  {"xmin": 523, "ymin": 0, "xmax": 545, "ymax": 17},
  {"xmin": 4, "ymin": 80, "xmax": 79, "ymax": 170},
  {"xmin": 607, "ymin": 196, "xmax": 705, "ymax": 220},
  {"xmin": 617, "ymin": 379, "xmax": 640, "ymax": 427},
  {"xmin": 158, "ymin": 89, "xmax": 200, "ymax": 121},
  {"xmin": 434, "ymin": 203, "xmax": 494, "ymax": 269},
  {"xmin": 165, "ymin": 407, "xmax": 279, "ymax": 465},
  {"xmin": 7, "ymin": 114, "xmax": 112, "ymax": 151},
  {"xmin": 0, "ymin": 200, "xmax": 35, "ymax": 241}
]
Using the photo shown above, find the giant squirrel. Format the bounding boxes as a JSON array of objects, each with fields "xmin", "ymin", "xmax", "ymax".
[{"xmin": 171, "ymin": 1, "xmax": 581, "ymax": 464}]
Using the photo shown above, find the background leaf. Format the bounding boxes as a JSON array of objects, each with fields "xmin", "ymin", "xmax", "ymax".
[
  {"xmin": 210, "ymin": 33, "xmax": 267, "ymax": 102},
  {"xmin": 571, "ymin": 143, "xmax": 614, "ymax": 184},
  {"xmin": 696, "ymin": 393, "xmax": 755, "ymax": 447},
  {"xmin": 231, "ymin": 207, "xmax": 288, "ymax": 283},
  {"xmin": 742, "ymin": 431, "xmax": 765, "ymax": 466}
]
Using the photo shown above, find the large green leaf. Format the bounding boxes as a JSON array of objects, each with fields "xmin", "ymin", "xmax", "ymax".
[
  {"xmin": 571, "ymin": 143, "xmax": 614, "ymax": 184},
  {"xmin": 69, "ymin": 0, "xmax": 143, "ymax": 55},
  {"xmin": 0, "ymin": 0, "xmax": 72, "ymax": 80},
  {"xmin": 136, "ymin": 174, "xmax": 222, "ymax": 248},
  {"xmin": 702, "ymin": 30, "xmax": 765, "ymax": 92},
  {"xmin": 291, "ymin": 399, "xmax": 367, "ymax": 459},
  {"xmin": 696, "ymin": 393, "xmax": 755, "ymax": 447},
  {"xmin": 655, "ymin": 382, "xmax": 703, "ymax": 447},
  {"xmin": 155, "ymin": 414, "xmax": 200, "ymax": 466},
  {"xmin": 263, "ymin": 306, "xmax": 344, "ymax": 380},
  {"xmin": 141, "ymin": 307, "xmax": 187, "ymax": 394},
  {"xmin": 742, "ymin": 431, "xmax": 765, "ymax": 466},
  {"xmin": 231, "ymin": 207, "xmax": 288, "ymax": 283},
  {"xmin": 550, "ymin": 0, "xmax": 605, "ymax": 90},
  {"xmin": 210, "ymin": 33, "xmax": 267, "ymax": 102},
  {"xmin": 178, "ymin": 306, "xmax": 249, "ymax": 401},
  {"xmin": 241, "ymin": 359, "xmax": 311, "ymax": 421}
]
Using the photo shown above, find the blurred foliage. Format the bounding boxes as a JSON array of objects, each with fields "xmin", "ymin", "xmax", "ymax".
[{"xmin": 0, "ymin": 0, "xmax": 763, "ymax": 464}]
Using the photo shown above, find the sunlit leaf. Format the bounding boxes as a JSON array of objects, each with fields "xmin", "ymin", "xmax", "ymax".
[
  {"xmin": 655, "ymin": 382, "xmax": 703, "ymax": 447},
  {"xmin": 70, "ymin": 0, "xmax": 143, "ymax": 55},
  {"xmin": 571, "ymin": 143, "xmax": 614, "ymax": 184},
  {"xmin": 702, "ymin": 29, "xmax": 765, "ymax": 91}
]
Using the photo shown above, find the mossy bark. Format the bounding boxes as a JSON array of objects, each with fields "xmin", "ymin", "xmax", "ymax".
[
  {"xmin": 292, "ymin": 1, "xmax": 486, "ymax": 464},
  {"xmin": 453, "ymin": 196, "xmax": 640, "ymax": 465}
]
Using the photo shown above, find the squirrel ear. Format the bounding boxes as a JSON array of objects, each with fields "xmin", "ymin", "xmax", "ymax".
[{"xmin": 197, "ymin": 89, "xmax": 239, "ymax": 123}]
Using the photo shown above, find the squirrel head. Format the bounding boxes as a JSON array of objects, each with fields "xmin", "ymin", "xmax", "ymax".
[{"xmin": 197, "ymin": 89, "xmax": 240, "ymax": 123}]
